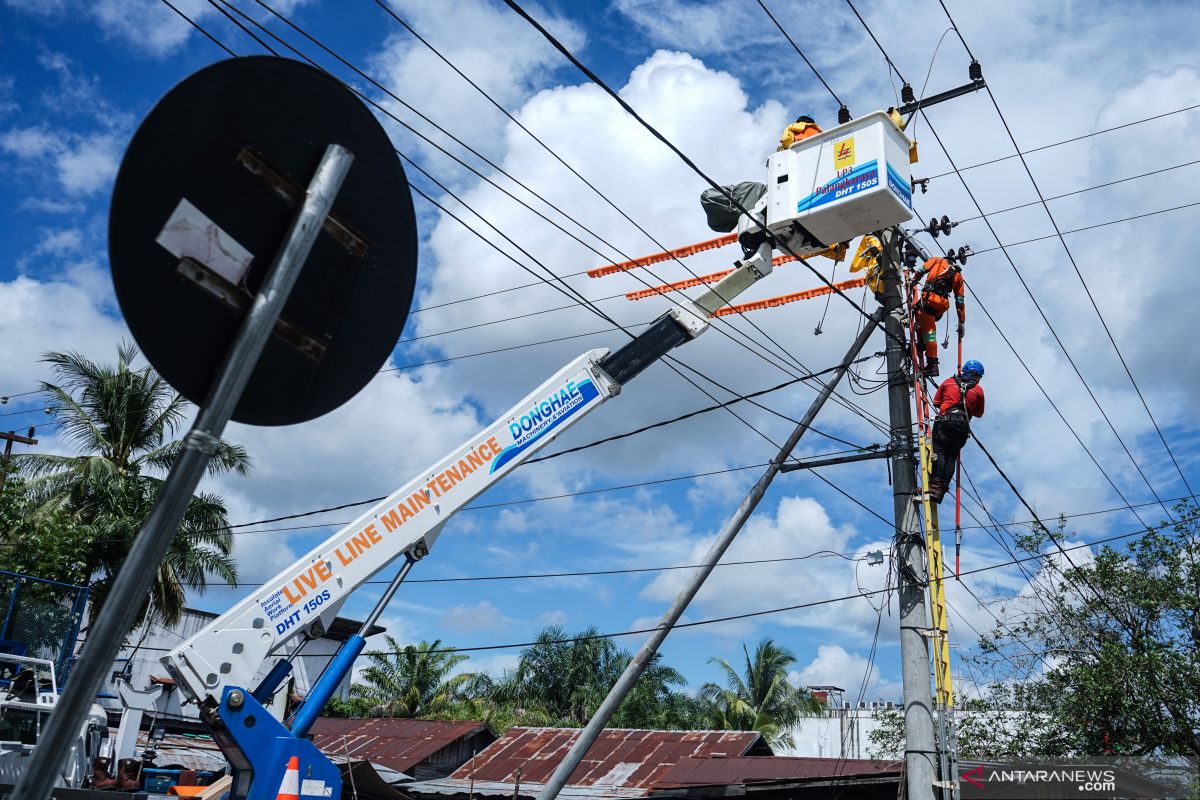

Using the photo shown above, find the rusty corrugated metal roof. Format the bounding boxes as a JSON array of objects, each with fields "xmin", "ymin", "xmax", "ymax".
[
  {"xmin": 449, "ymin": 728, "xmax": 764, "ymax": 790},
  {"xmin": 310, "ymin": 717, "xmax": 489, "ymax": 773},
  {"xmin": 654, "ymin": 755, "xmax": 902, "ymax": 787}
]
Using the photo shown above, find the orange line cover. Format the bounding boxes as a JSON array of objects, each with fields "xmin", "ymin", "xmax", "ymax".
[
  {"xmin": 624, "ymin": 255, "xmax": 802, "ymax": 301},
  {"xmin": 711, "ymin": 277, "xmax": 867, "ymax": 317},
  {"xmin": 587, "ymin": 234, "xmax": 737, "ymax": 278}
]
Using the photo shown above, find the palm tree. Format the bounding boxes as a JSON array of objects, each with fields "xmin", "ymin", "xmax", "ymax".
[
  {"xmin": 495, "ymin": 626, "xmax": 701, "ymax": 728},
  {"xmin": 15, "ymin": 343, "xmax": 249, "ymax": 625},
  {"xmin": 351, "ymin": 637, "xmax": 474, "ymax": 717},
  {"xmin": 700, "ymin": 639, "xmax": 822, "ymax": 748}
]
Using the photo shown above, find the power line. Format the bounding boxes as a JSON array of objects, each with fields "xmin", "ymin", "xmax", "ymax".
[
  {"xmin": 965, "ymin": 200, "xmax": 1200, "ymax": 253},
  {"xmin": 396, "ymin": 148, "xmax": 1200, "ymax": 319},
  {"xmin": 915, "ymin": 208, "xmax": 1165, "ymax": 536},
  {"xmin": 937, "ymin": 0, "xmax": 1196, "ymax": 501},
  {"xmin": 840, "ymin": 9, "xmax": 1179, "ymax": 529},
  {"xmin": 926, "ymin": 102, "xmax": 1200, "ymax": 181},
  {"xmin": 162, "ymin": 0, "xmax": 236, "ymax": 57},
  {"xmin": 249, "ymin": 0, "xmax": 852, "ymax": 401},
  {"xmin": 754, "ymin": 0, "xmax": 842, "ymax": 106},
  {"xmin": 224, "ymin": 0, "xmax": 893, "ymax": 442},
  {"xmin": 206, "ymin": 4, "xmax": 835, "ymax": 469},
  {"xmin": 920, "ymin": 118, "xmax": 1177, "ymax": 527},
  {"xmin": 166, "ymin": 546, "xmax": 872, "ymax": 590},
  {"xmin": 757, "ymin": 1, "xmax": 1176, "ymax": 552},
  {"xmin": 526, "ymin": 361, "xmax": 880, "ymax": 464},
  {"xmin": 404, "ymin": 175, "xmax": 870, "ymax": 448},
  {"xmin": 118, "ymin": 520, "xmax": 1174, "ymax": 658},
  {"xmin": 957, "ymin": 160, "xmax": 1200, "ymax": 224},
  {"xmin": 500, "ymin": 0, "xmax": 889, "ymax": 346}
]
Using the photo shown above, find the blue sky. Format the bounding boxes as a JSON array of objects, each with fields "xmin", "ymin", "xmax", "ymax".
[{"xmin": 2, "ymin": 0, "xmax": 1199, "ymax": 719}]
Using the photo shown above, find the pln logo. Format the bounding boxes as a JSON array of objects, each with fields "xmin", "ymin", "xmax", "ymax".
[{"xmin": 834, "ymin": 137, "xmax": 855, "ymax": 170}]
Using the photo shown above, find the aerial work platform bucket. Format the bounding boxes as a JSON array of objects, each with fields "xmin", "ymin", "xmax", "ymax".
[{"xmin": 766, "ymin": 110, "xmax": 914, "ymax": 252}]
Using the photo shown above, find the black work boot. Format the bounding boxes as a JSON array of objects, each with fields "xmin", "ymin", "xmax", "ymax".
[{"xmin": 923, "ymin": 358, "xmax": 939, "ymax": 377}]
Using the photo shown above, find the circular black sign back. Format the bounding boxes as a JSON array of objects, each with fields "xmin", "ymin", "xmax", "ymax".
[{"xmin": 110, "ymin": 57, "xmax": 417, "ymax": 426}]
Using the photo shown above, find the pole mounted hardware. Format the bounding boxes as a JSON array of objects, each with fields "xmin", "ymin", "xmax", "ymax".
[
  {"xmin": 903, "ymin": 240, "xmax": 921, "ymax": 268},
  {"xmin": 895, "ymin": 62, "xmax": 986, "ymax": 118},
  {"xmin": 924, "ymin": 215, "xmax": 956, "ymax": 239},
  {"xmin": 901, "ymin": 83, "xmax": 916, "ymax": 105},
  {"xmin": 911, "ymin": 177, "xmax": 931, "ymax": 194},
  {"xmin": 945, "ymin": 246, "xmax": 971, "ymax": 266},
  {"xmin": 838, "ymin": 104, "xmax": 852, "ymax": 124}
]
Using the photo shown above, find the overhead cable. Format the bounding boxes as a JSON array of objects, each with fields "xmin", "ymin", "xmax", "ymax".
[{"xmin": 937, "ymin": 0, "xmax": 1195, "ymax": 500}]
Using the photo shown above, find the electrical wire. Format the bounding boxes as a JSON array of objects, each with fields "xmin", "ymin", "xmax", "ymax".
[
  {"xmin": 366, "ymin": 0, "xmax": 852, "ymax": 394},
  {"xmin": 926, "ymin": 102, "xmax": 1200, "ymax": 181},
  {"xmin": 115, "ymin": 520, "xmax": 1177, "ymax": 658},
  {"xmin": 250, "ymin": 0, "xmax": 860, "ymax": 405},
  {"xmin": 965, "ymin": 200, "xmax": 1200, "ymax": 254},
  {"xmin": 158, "ymin": 545, "xmax": 872, "ymax": 590},
  {"xmin": 917, "ymin": 120, "xmax": 1179, "ymax": 523},
  {"xmin": 162, "ymin": 0, "xmax": 236, "ymax": 56},
  {"xmin": 224, "ymin": 0, "xmax": 894, "ymax": 443},
  {"xmin": 957, "ymin": 160, "xmax": 1200, "ymax": 224},
  {"xmin": 915, "ymin": 213, "xmax": 1166, "ymax": 540},
  {"xmin": 500, "ymin": 0, "xmax": 890, "ymax": 344},
  {"xmin": 936, "ymin": 0, "xmax": 1197, "ymax": 501},
  {"xmin": 754, "ymin": 0, "xmax": 842, "ymax": 106}
]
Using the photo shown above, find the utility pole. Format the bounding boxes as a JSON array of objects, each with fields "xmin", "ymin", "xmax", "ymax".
[
  {"xmin": 880, "ymin": 228, "xmax": 938, "ymax": 800},
  {"xmin": 0, "ymin": 427, "xmax": 37, "ymax": 489}
]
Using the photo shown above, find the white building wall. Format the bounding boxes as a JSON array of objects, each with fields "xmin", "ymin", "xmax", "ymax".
[{"xmin": 777, "ymin": 706, "xmax": 900, "ymax": 759}]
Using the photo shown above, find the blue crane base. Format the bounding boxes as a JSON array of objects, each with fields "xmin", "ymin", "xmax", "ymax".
[{"xmin": 210, "ymin": 686, "xmax": 342, "ymax": 800}]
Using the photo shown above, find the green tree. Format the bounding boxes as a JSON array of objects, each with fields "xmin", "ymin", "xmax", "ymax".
[
  {"xmin": 699, "ymin": 638, "xmax": 822, "ymax": 748},
  {"xmin": 14, "ymin": 344, "xmax": 249, "ymax": 625},
  {"xmin": 491, "ymin": 626, "xmax": 704, "ymax": 729},
  {"xmin": 974, "ymin": 502, "xmax": 1200, "ymax": 757},
  {"xmin": 351, "ymin": 637, "xmax": 475, "ymax": 717},
  {"xmin": 868, "ymin": 691, "xmax": 1054, "ymax": 761},
  {"xmin": 0, "ymin": 467, "xmax": 93, "ymax": 659}
]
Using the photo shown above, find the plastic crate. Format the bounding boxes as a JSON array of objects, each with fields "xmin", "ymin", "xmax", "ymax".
[{"xmin": 143, "ymin": 768, "xmax": 181, "ymax": 792}]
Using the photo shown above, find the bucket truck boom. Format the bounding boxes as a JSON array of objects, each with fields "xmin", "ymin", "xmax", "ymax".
[{"xmin": 160, "ymin": 248, "xmax": 779, "ymax": 800}]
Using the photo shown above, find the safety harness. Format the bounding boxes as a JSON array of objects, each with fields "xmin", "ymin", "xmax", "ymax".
[
  {"xmin": 924, "ymin": 263, "xmax": 960, "ymax": 299},
  {"xmin": 935, "ymin": 375, "xmax": 977, "ymax": 442}
]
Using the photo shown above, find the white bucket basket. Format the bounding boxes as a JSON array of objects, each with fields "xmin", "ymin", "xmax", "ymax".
[{"xmin": 766, "ymin": 111, "xmax": 914, "ymax": 253}]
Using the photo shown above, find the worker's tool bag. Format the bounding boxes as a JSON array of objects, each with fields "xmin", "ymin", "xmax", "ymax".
[
  {"xmin": 918, "ymin": 292, "xmax": 950, "ymax": 317},
  {"xmin": 932, "ymin": 376, "xmax": 974, "ymax": 450},
  {"xmin": 700, "ymin": 181, "xmax": 767, "ymax": 232}
]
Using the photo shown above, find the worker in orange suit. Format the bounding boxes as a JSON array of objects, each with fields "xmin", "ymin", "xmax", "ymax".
[
  {"xmin": 778, "ymin": 115, "xmax": 822, "ymax": 150},
  {"xmin": 913, "ymin": 256, "xmax": 965, "ymax": 377}
]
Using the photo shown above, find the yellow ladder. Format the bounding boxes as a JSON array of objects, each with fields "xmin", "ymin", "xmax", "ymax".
[{"xmin": 916, "ymin": 430, "xmax": 953, "ymax": 709}]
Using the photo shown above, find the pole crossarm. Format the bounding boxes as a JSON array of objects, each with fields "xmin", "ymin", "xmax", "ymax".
[{"xmin": 778, "ymin": 447, "xmax": 893, "ymax": 472}]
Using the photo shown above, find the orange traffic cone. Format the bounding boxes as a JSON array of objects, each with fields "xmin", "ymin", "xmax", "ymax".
[{"xmin": 276, "ymin": 756, "xmax": 300, "ymax": 800}]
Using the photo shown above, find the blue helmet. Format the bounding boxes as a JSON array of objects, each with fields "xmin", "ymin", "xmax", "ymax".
[{"xmin": 962, "ymin": 359, "xmax": 985, "ymax": 378}]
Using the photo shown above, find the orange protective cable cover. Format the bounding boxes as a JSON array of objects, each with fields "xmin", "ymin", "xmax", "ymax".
[
  {"xmin": 711, "ymin": 277, "xmax": 867, "ymax": 317},
  {"xmin": 587, "ymin": 234, "xmax": 737, "ymax": 278},
  {"xmin": 624, "ymin": 255, "xmax": 803, "ymax": 300}
]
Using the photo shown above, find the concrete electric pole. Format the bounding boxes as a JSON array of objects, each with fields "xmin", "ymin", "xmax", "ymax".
[{"xmin": 880, "ymin": 228, "xmax": 938, "ymax": 800}]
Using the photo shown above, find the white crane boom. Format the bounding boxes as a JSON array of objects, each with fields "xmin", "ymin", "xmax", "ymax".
[{"xmin": 163, "ymin": 348, "xmax": 621, "ymax": 707}]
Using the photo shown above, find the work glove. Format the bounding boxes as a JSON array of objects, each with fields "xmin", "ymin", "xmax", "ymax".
[{"xmin": 956, "ymin": 324, "xmax": 965, "ymax": 338}]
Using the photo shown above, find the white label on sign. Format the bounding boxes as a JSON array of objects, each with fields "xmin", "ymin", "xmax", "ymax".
[
  {"xmin": 155, "ymin": 198, "xmax": 254, "ymax": 285},
  {"xmin": 300, "ymin": 778, "xmax": 329, "ymax": 797}
]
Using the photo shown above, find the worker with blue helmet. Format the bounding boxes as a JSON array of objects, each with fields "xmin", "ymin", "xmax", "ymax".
[{"xmin": 928, "ymin": 359, "xmax": 986, "ymax": 503}]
